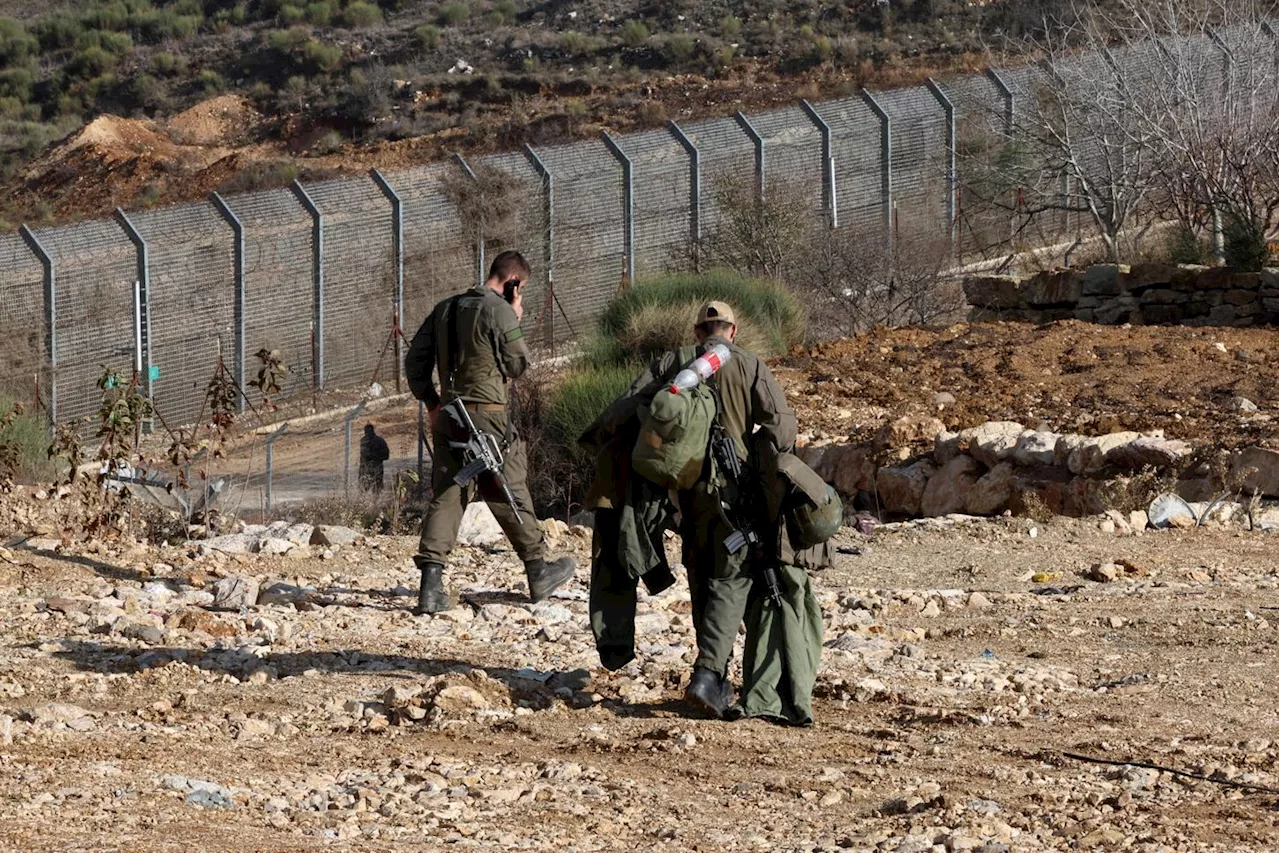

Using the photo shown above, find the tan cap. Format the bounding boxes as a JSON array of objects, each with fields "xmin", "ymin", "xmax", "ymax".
[{"xmin": 695, "ymin": 300, "xmax": 736, "ymax": 327}]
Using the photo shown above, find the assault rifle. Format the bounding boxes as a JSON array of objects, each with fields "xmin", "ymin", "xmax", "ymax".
[
  {"xmin": 709, "ymin": 422, "xmax": 783, "ymax": 608},
  {"xmin": 441, "ymin": 399, "xmax": 523, "ymax": 524}
]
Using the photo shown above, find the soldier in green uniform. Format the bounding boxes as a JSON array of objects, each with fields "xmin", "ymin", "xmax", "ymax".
[
  {"xmin": 404, "ymin": 250, "xmax": 576, "ymax": 614},
  {"xmin": 603, "ymin": 301, "xmax": 798, "ymax": 716}
]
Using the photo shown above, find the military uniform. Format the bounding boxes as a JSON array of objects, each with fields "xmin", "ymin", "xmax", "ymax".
[
  {"xmin": 405, "ymin": 284, "xmax": 545, "ymax": 567},
  {"xmin": 602, "ymin": 304, "xmax": 797, "ymax": 678}
]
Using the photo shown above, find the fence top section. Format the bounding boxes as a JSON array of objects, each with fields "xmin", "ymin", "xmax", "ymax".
[
  {"xmin": 747, "ymin": 104, "xmax": 822, "ymax": 145},
  {"xmin": 130, "ymin": 200, "xmax": 233, "ymax": 244},
  {"xmin": 221, "ymin": 187, "xmax": 310, "ymax": 230},
  {"xmin": 612, "ymin": 128, "xmax": 687, "ymax": 166},
  {"xmin": 680, "ymin": 114, "xmax": 754, "ymax": 157},
  {"xmin": 34, "ymin": 218, "xmax": 133, "ymax": 267},
  {"xmin": 0, "ymin": 231, "xmax": 42, "ymax": 279},
  {"xmin": 302, "ymin": 174, "xmax": 392, "ymax": 220},
  {"xmin": 810, "ymin": 95, "xmax": 880, "ymax": 130},
  {"xmin": 531, "ymin": 137, "xmax": 619, "ymax": 179},
  {"xmin": 380, "ymin": 161, "xmax": 465, "ymax": 213}
]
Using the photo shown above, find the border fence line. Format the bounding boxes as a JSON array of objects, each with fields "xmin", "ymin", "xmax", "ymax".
[{"xmin": 0, "ymin": 28, "xmax": 1274, "ymax": 431}]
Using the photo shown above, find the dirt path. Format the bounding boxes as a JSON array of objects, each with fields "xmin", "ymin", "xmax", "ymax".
[{"xmin": 0, "ymin": 513, "xmax": 1275, "ymax": 851}]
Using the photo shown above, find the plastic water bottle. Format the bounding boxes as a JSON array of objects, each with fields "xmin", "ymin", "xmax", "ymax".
[{"xmin": 669, "ymin": 343, "xmax": 731, "ymax": 393}]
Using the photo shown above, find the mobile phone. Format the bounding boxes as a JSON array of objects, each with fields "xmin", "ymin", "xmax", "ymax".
[{"xmin": 503, "ymin": 278, "xmax": 520, "ymax": 303}]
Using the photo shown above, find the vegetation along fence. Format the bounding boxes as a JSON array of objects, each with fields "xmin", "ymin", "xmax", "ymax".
[{"xmin": 0, "ymin": 24, "xmax": 1273, "ymax": 432}]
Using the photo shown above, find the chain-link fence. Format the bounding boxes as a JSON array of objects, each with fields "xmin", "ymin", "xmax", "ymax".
[{"xmin": 1, "ymin": 28, "xmax": 1272, "ymax": 451}]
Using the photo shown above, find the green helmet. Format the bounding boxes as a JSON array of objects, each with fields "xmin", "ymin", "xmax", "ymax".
[{"xmin": 774, "ymin": 454, "xmax": 843, "ymax": 548}]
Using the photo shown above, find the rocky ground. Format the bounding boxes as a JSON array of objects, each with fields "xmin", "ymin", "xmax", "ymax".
[{"xmin": 1, "ymin": 495, "xmax": 1276, "ymax": 852}]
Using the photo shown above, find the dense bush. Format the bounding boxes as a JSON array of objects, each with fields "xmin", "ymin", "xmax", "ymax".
[
  {"xmin": 588, "ymin": 271, "xmax": 804, "ymax": 368},
  {"xmin": 522, "ymin": 272, "xmax": 803, "ymax": 514},
  {"xmin": 414, "ymin": 22, "xmax": 440, "ymax": 49},
  {"xmin": 341, "ymin": 1, "xmax": 383, "ymax": 29},
  {"xmin": 0, "ymin": 393, "xmax": 51, "ymax": 483}
]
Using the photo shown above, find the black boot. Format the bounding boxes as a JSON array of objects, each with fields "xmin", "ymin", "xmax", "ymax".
[
  {"xmin": 524, "ymin": 556, "xmax": 576, "ymax": 603},
  {"xmin": 685, "ymin": 667, "xmax": 728, "ymax": 719},
  {"xmin": 414, "ymin": 559, "xmax": 449, "ymax": 615}
]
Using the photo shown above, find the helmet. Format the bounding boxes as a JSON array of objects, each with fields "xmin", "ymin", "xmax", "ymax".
[{"xmin": 774, "ymin": 453, "xmax": 843, "ymax": 548}]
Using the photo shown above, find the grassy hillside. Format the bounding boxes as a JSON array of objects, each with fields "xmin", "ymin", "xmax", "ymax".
[{"xmin": 0, "ymin": 0, "xmax": 1037, "ymax": 226}]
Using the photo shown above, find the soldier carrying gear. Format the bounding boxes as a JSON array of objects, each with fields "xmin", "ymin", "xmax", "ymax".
[
  {"xmin": 404, "ymin": 250, "xmax": 576, "ymax": 615},
  {"xmin": 594, "ymin": 301, "xmax": 801, "ymax": 718}
]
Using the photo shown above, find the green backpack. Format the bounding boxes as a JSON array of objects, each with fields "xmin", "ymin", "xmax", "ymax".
[{"xmin": 632, "ymin": 346, "xmax": 717, "ymax": 490}]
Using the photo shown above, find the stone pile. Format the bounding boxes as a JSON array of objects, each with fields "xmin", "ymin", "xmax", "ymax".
[
  {"xmin": 803, "ymin": 418, "xmax": 1279, "ymax": 519},
  {"xmin": 965, "ymin": 263, "xmax": 1278, "ymax": 327}
]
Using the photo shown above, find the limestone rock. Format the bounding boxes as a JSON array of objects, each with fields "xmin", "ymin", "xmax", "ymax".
[
  {"xmin": 1231, "ymin": 446, "xmax": 1279, "ymax": 497},
  {"xmin": 966, "ymin": 463, "xmax": 1016, "ymax": 516},
  {"xmin": 310, "ymin": 525, "xmax": 363, "ymax": 547},
  {"xmin": 458, "ymin": 502, "xmax": 506, "ymax": 548},
  {"xmin": 813, "ymin": 445, "xmax": 875, "ymax": 497},
  {"xmin": 874, "ymin": 415, "xmax": 946, "ymax": 452},
  {"xmin": 212, "ymin": 575, "xmax": 260, "ymax": 609},
  {"xmin": 876, "ymin": 459, "xmax": 936, "ymax": 516},
  {"xmin": 921, "ymin": 455, "xmax": 981, "ymax": 518},
  {"xmin": 256, "ymin": 537, "xmax": 295, "ymax": 556},
  {"xmin": 1012, "ymin": 431, "xmax": 1060, "ymax": 467},
  {"xmin": 964, "ymin": 275, "xmax": 1022, "ymax": 309},
  {"xmin": 962, "ymin": 422, "xmax": 1025, "ymax": 468},
  {"xmin": 934, "ymin": 431, "xmax": 963, "ymax": 465},
  {"xmin": 1107, "ymin": 436, "xmax": 1192, "ymax": 471},
  {"xmin": 1068, "ymin": 432, "xmax": 1144, "ymax": 475}
]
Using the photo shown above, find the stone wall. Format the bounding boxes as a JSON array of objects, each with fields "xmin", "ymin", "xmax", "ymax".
[
  {"xmin": 964, "ymin": 264, "xmax": 1279, "ymax": 327},
  {"xmin": 799, "ymin": 419, "xmax": 1279, "ymax": 521}
]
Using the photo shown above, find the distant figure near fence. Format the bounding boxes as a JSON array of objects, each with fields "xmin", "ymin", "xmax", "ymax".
[{"xmin": 359, "ymin": 424, "xmax": 390, "ymax": 493}]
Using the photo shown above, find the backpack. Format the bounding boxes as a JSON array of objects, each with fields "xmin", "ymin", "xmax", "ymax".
[{"xmin": 631, "ymin": 346, "xmax": 717, "ymax": 490}]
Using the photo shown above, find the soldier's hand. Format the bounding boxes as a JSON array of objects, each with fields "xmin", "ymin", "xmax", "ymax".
[{"xmin": 510, "ymin": 285, "xmax": 524, "ymax": 321}]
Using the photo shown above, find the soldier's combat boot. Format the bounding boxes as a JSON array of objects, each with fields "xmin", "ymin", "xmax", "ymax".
[
  {"xmin": 414, "ymin": 559, "xmax": 450, "ymax": 615},
  {"xmin": 524, "ymin": 556, "xmax": 576, "ymax": 603},
  {"xmin": 685, "ymin": 667, "xmax": 728, "ymax": 719}
]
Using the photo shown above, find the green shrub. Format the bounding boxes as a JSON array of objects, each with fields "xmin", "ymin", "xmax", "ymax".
[
  {"xmin": 67, "ymin": 45, "xmax": 119, "ymax": 77},
  {"xmin": 0, "ymin": 18, "xmax": 38, "ymax": 66},
  {"xmin": 341, "ymin": 1, "xmax": 383, "ymax": 28},
  {"xmin": 150, "ymin": 50, "xmax": 187, "ymax": 76},
  {"xmin": 268, "ymin": 26, "xmax": 311, "ymax": 52},
  {"xmin": 546, "ymin": 365, "xmax": 635, "ymax": 448},
  {"xmin": 279, "ymin": 4, "xmax": 306, "ymax": 25},
  {"xmin": 75, "ymin": 28, "xmax": 134, "ymax": 55},
  {"xmin": 0, "ymin": 67, "xmax": 34, "ymax": 102},
  {"xmin": 135, "ymin": 9, "xmax": 203, "ymax": 42},
  {"xmin": 586, "ymin": 271, "xmax": 804, "ymax": 367},
  {"xmin": 0, "ymin": 394, "xmax": 52, "ymax": 483},
  {"xmin": 1223, "ymin": 215, "xmax": 1269, "ymax": 271},
  {"xmin": 494, "ymin": 0, "xmax": 518, "ymax": 23},
  {"xmin": 414, "ymin": 22, "xmax": 440, "ymax": 49},
  {"xmin": 1165, "ymin": 226, "xmax": 1210, "ymax": 265},
  {"xmin": 720, "ymin": 15, "xmax": 742, "ymax": 38},
  {"xmin": 303, "ymin": 38, "xmax": 344, "ymax": 71},
  {"xmin": 304, "ymin": 1, "xmax": 332, "ymax": 26},
  {"xmin": 559, "ymin": 30, "xmax": 590, "ymax": 55},
  {"xmin": 34, "ymin": 13, "xmax": 82, "ymax": 52},
  {"xmin": 84, "ymin": 2, "xmax": 131, "ymax": 31},
  {"xmin": 130, "ymin": 72, "xmax": 169, "ymax": 110},
  {"xmin": 197, "ymin": 68, "xmax": 224, "ymax": 93},
  {"xmin": 439, "ymin": 2, "xmax": 470, "ymax": 26},
  {"xmin": 620, "ymin": 20, "xmax": 649, "ymax": 47},
  {"xmin": 664, "ymin": 31, "xmax": 695, "ymax": 63}
]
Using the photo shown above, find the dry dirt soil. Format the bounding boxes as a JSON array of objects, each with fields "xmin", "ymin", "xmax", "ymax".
[{"xmin": 0, "ymin": 505, "xmax": 1276, "ymax": 852}]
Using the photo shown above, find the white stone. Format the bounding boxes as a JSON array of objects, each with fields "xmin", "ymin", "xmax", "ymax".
[{"xmin": 457, "ymin": 502, "xmax": 506, "ymax": 548}]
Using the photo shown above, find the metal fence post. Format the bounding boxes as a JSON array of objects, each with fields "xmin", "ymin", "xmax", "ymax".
[
  {"xmin": 19, "ymin": 225, "xmax": 56, "ymax": 426},
  {"xmin": 290, "ymin": 179, "xmax": 325, "ymax": 392},
  {"xmin": 343, "ymin": 399, "xmax": 367, "ymax": 495},
  {"xmin": 735, "ymin": 111, "xmax": 765, "ymax": 201},
  {"xmin": 924, "ymin": 79, "xmax": 957, "ymax": 258},
  {"xmin": 209, "ymin": 193, "xmax": 245, "ymax": 411},
  {"xmin": 264, "ymin": 422, "xmax": 288, "ymax": 513},
  {"xmin": 667, "ymin": 121, "xmax": 700, "ymax": 267},
  {"xmin": 523, "ymin": 144, "xmax": 554, "ymax": 343},
  {"xmin": 113, "ymin": 208, "xmax": 154, "ymax": 411},
  {"xmin": 370, "ymin": 169, "xmax": 404, "ymax": 393},
  {"xmin": 860, "ymin": 88, "xmax": 893, "ymax": 252},
  {"xmin": 985, "ymin": 68, "xmax": 1015, "ymax": 136},
  {"xmin": 454, "ymin": 154, "xmax": 485, "ymax": 288},
  {"xmin": 800, "ymin": 100, "xmax": 838, "ymax": 229},
  {"xmin": 600, "ymin": 131, "xmax": 635, "ymax": 285}
]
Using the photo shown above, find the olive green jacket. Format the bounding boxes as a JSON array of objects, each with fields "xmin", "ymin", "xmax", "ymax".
[{"xmin": 404, "ymin": 285, "xmax": 529, "ymax": 408}]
